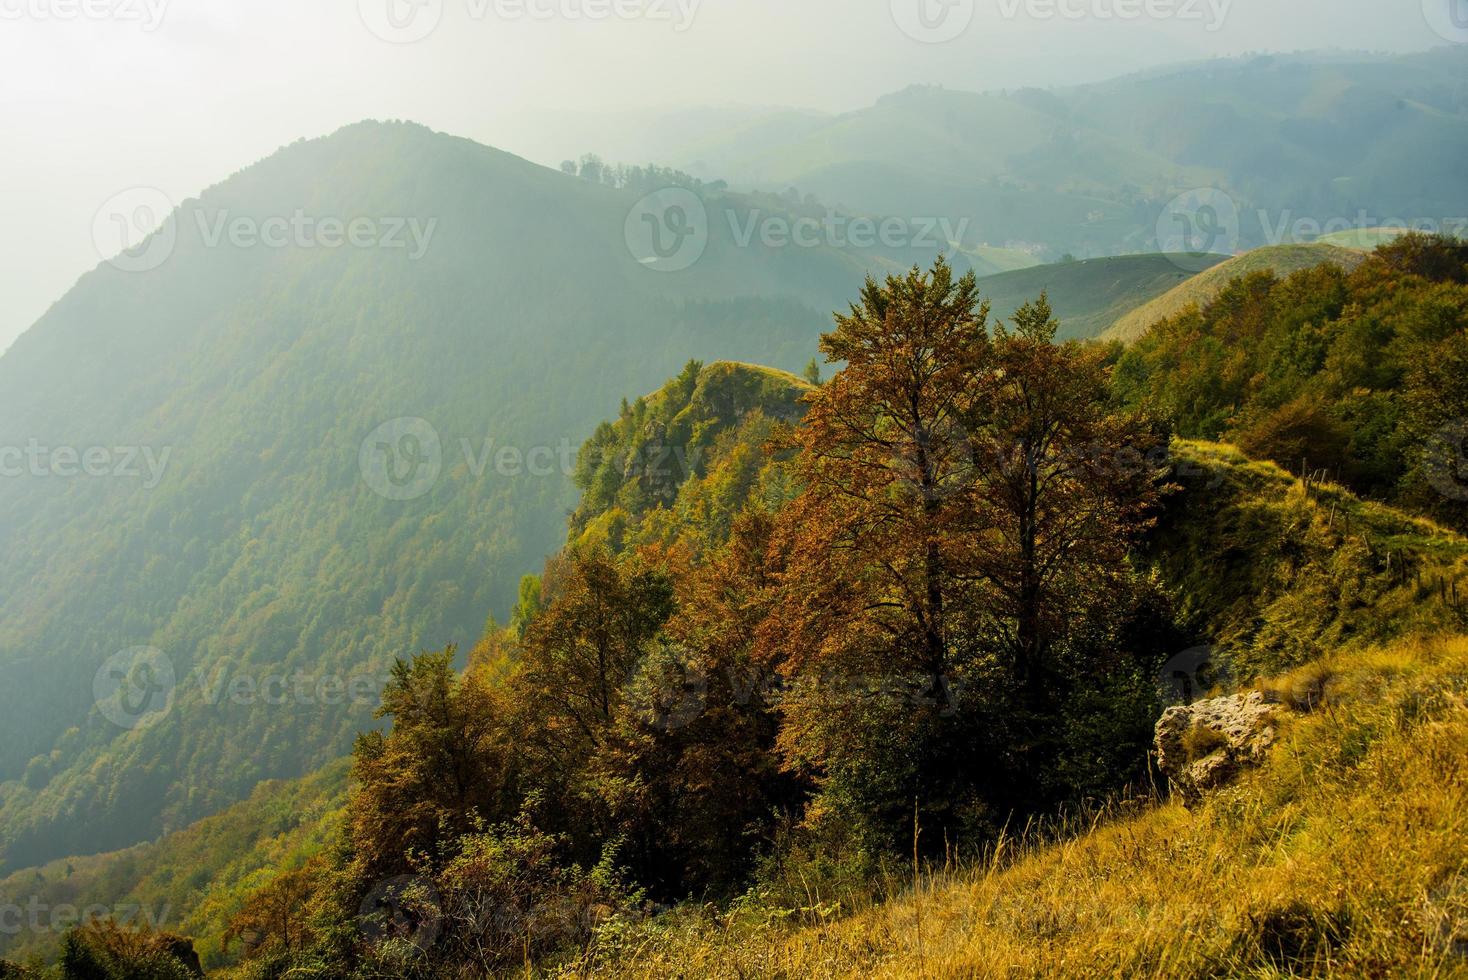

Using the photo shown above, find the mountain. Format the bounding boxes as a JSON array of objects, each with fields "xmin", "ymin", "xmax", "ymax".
[
  {"xmin": 587, "ymin": 49, "xmax": 1468, "ymax": 261},
  {"xmin": 0, "ymin": 121, "xmax": 964, "ymax": 874},
  {"xmin": 1102, "ymin": 243, "xmax": 1367, "ymax": 342},
  {"xmin": 974, "ymin": 253, "xmax": 1228, "ymax": 341},
  {"xmin": 0, "ymin": 762, "xmax": 348, "ymax": 968}
]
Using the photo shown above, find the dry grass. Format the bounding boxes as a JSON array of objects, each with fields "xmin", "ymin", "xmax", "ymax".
[{"xmin": 570, "ymin": 634, "xmax": 1468, "ymax": 979}]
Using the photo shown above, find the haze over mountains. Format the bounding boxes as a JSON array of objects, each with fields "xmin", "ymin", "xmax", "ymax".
[
  {"xmin": 1, "ymin": 42, "xmax": 1465, "ymax": 919},
  {"xmin": 0, "ymin": 120, "xmax": 963, "ymax": 873},
  {"xmin": 529, "ymin": 48, "xmax": 1468, "ymax": 260}
]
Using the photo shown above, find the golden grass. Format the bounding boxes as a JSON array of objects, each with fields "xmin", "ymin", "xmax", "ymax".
[{"xmin": 572, "ymin": 634, "xmax": 1468, "ymax": 978}]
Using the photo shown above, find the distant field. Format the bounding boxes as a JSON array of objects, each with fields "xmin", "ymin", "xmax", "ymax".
[
  {"xmin": 976, "ymin": 253, "xmax": 1228, "ymax": 341},
  {"xmin": 1103, "ymin": 243, "xmax": 1367, "ymax": 343},
  {"xmin": 958, "ymin": 243, "xmax": 1042, "ymax": 277},
  {"xmin": 1316, "ymin": 226, "xmax": 1414, "ymax": 249}
]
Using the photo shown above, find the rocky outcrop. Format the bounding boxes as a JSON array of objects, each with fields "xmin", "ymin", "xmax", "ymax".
[{"xmin": 1156, "ymin": 691, "xmax": 1281, "ymax": 801}]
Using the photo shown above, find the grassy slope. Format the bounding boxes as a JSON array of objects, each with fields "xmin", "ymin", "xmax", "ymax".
[
  {"xmin": 1103, "ymin": 244, "xmax": 1367, "ymax": 343},
  {"xmin": 1316, "ymin": 227, "xmax": 1417, "ymax": 250},
  {"xmin": 592, "ymin": 633, "xmax": 1468, "ymax": 978},
  {"xmin": 580, "ymin": 439, "xmax": 1468, "ymax": 977},
  {"xmin": 956, "ymin": 243, "xmax": 1042, "ymax": 277},
  {"xmin": 976, "ymin": 254, "xmax": 1228, "ymax": 341},
  {"xmin": 1154, "ymin": 440, "xmax": 1468, "ymax": 678}
]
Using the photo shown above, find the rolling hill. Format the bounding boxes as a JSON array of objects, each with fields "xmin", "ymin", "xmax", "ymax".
[
  {"xmin": 1102, "ymin": 243, "xmax": 1368, "ymax": 343},
  {"xmin": 0, "ymin": 121, "xmax": 966, "ymax": 877},
  {"xmin": 975, "ymin": 253, "xmax": 1228, "ymax": 341},
  {"xmin": 583, "ymin": 49, "xmax": 1468, "ymax": 262}
]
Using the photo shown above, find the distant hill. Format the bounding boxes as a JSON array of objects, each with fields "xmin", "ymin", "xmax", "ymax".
[
  {"xmin": 0, "ymin": 121, "xmax": 961, "ymax": 875},
  {"xmin": 1316, "ymin": 226, "xmax": 1417, "ymax": 249},
  {"xmin": 1102, "ymin": 243, "xmax": 1367, "ymax": 343},
  {"xmin": 602, "ymin": 49, "xmax": 1468, "ymax": 261},
  {"xmin": 957, "ymin": 243, "xmax": 1042, "ymax": 277},
  {"xmin": 976, "ymin": 253, "xmax": 1228, "ymax": 341},
  {"xmin": 0, "ymin": 761, "xmax": 348, "ymax": 969}
]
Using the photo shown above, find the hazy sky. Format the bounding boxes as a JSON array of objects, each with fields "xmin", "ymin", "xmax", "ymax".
[{"xmin": 0, "ymin": 0, "xmax": 1459, "ymax": 352}]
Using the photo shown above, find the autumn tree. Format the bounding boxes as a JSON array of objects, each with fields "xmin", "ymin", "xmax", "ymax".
[
  {"xmin": 964, "ymin": 294, "xmax": 1170, "ymax": 702},
  {"xmin": 762, "ymin": 262, "xmax": 1171, "ymax": 849},
  {"xmin": 222, "ymin": 860, "xmax": 328, "ymax": 958},
  {"xmin": 512, "ymin": 547, "xmax": 676, "ymax": 773},
  {"xmin": 593, "ymin": 512, "xmax": 802, "ymax": 896},
  {"xmin": 348, "ymin": 647, "xmax": 515, "ymax": 881},
  {"xmin": 762, "ymin": 257, "xmax": 990, "ymax": 691}
]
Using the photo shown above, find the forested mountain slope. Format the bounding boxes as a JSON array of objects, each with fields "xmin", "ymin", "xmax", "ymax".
[{"xmin": 0, "ymin": 120, "xmax": 958, "ymax": 874}]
